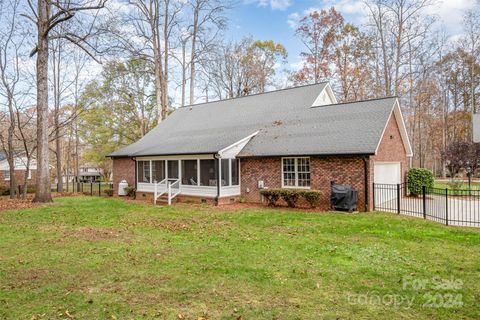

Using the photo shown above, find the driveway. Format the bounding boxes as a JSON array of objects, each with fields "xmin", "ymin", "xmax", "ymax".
[{"xmin": 375, "ymin": 195, "xmax": 480, "ymax": 227}]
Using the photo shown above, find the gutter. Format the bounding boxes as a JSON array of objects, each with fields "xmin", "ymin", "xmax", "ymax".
[
  {"xmin": 133, "ymin": 157, "xmax": 137, "ymax": 192},
  {"xmin": 236, "ymin": 152, "xmax": 375, "ymax": 159}
]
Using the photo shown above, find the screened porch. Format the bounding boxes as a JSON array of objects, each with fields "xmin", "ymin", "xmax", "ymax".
[{"xmin": 135, "ymin": 155, "xmax": 240, "ymax": 198}]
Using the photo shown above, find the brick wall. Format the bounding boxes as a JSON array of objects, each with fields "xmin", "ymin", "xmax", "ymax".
[
  {"xmin": 0, "ymin": 170, "xmax": 36, "ymax": 189},
  {"xmin": 368, "ymin": 110, "xmax": 408, "ymax": 210},
  {"xmin": 241, "ymin": 156, "xmax": 367, "ymax": 211},
  {"xmin": 112, "ymin": 157, "xmax": 135, "ymax": 195}
]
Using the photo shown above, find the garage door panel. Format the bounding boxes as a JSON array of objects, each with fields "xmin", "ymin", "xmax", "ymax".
[
  {"xmin": 374, "ymin": 162, "xmax": 401, "ymax": 205},
  {"xmin": 374, "ymin": 162, "xmax": 400, "ymax": 185}
]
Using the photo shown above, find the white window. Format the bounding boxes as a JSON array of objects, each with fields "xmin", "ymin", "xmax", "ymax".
[
  {"xmin": 3, "ymin": 170, "xmax": 10, "ymax": 181},
  {"xmin": 27, "ymin": 170, "xmax": 31, "ymax": 180},
  {"xmin": 282, "ymin": 157, "xmax": 310, "ymax": 188}
]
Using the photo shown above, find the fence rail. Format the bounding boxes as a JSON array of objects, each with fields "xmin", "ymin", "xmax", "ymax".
[
  {"xmin": 373, "ymin": 183, "xmax": 480, "ymax": 227},
  {"xmin": 51, "ymin": 181, "xmax": 113, "ymax": 197}
]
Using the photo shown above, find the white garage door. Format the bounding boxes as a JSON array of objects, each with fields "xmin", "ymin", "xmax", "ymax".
[
  {"xmin": 374, "ymin": 162, "xmax": 401, "ymax": 185},
  {"xmin": 374, "ymin": 162, "xmax": 401, "ymax": 205}
]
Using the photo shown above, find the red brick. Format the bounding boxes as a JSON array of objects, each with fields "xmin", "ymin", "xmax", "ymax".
[
  {"xmin": 112, "ymin": 157, "xmax": 136, "ymax": 195},
  {"xmin": 368, "ymin": 111, "xmax": 408, "ymax": 210},
  {"xmin": 240, "ymin": 156, "xmax": 367, "ymax": 211},
  {"xmin": 0, "ymin": 170, "xmax": 36, "ymax": 189}
]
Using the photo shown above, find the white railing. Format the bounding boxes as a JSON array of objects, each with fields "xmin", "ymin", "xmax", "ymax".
[
  {"xmin": 154, "ymin": 178, "xmax": 167, "ymax": 204},
  {"xmin": 154, "ymin": 178, "xmax": 181, "ymax": 205},
  {"xmin": 168, "ymin": 179, "xmax": 181, "ymax": 205}
]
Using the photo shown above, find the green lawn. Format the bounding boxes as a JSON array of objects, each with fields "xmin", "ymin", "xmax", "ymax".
[
  {"xmin": 434, "ymin": 180, "xmax": 480, "ymax": 190},
  {"xmin": 0, "ymin": 197, "xmax": 479, "ymax": 319}
]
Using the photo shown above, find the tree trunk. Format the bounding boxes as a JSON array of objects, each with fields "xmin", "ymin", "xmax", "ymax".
[
  {"xmin": 21, "ymin": 159, "xmax": 31, "ymax": 199},
  {"xmin": 152, "ymin": 14, "xmax": 164, "ymax": 124},
  {"xmin": 33, "ymin": 0, "xmax": 52, "ymax": 203},
  {"xmin": 162, "ymin": 0, "xmax": 169, "ymax": 119},
  {"xmin": 189, "ymin": 5, "xmax": 199, "ymax": 105},
  {"xmin": 181, "ymin": 40, "xmax": 186, "ymax": 107},
  {"xmin": 6, "ymin": 97, "xmax": 17, "ymax": 198},
  {"xmin": 53, "ymin": 41, "xmax": 63, "ymax": 192}
]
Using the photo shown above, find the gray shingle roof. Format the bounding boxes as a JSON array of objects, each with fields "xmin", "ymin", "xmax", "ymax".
[
  {"xmin": 237, "ymin": 97, "xmax": 397, "ymax": 157},
  {"xmin": 110, "ymin": 83, "xmax": 327, "ymax": 157},
  {"xmin": 110, "ymin": 83, "xmax": 397, "ymax": 158}
]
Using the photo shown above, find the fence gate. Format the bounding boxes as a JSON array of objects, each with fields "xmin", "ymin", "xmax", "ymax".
[{"xmin": 373, "ymin": 183, "xmax": 480, "ymax": 228}]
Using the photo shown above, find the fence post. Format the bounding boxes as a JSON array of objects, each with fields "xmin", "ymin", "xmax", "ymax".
[
  {"xmin": 396, "ymin": 184, "xmax": 401, "ymax": 214},
  {"xmin": 445, "ymin": 188, "xmax": 449, "ymax": 226},
  {"xmin": 90, "ymin": 182, "xmax": 93, "ymax": 196},
  {"xmin": 422, "ymin": 186, "xmax": 426, "ymax": 219},
  {"xmin": 99, "ymin": 182, "xmax": 101, "ymax": 196},
  {"xmin": 372, "ymin": 183, "xmax": 376, "ymax": 211}
]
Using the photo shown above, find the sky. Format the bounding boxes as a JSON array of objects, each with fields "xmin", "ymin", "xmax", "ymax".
[{"xmin": 225, "ymin": 0, "xmax": 478, "ymax": 73}]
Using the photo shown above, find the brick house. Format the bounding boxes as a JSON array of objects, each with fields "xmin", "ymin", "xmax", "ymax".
[
  {"xmin": 0, "ymin": 152, "xmax": 37, "ymax": 190},
  {"xmin": 110, "ymin": 83, "xmax": 412, "ymax": 211}
]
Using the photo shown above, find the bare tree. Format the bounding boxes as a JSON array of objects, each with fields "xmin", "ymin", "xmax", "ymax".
[
  {"xmin": 124, "ymin": 0, "xmax": 182, "ymax": 122},
  {"xmin": 0, "ymin": 0, "xmax": 25, "ymax": 198},
  {"xmin": 187, "ymin": 0, "xmax": 228, "ymax": 105},
  {"xmin": 25, "ymin": 0, "xmax": 106, "ymax": 202}
]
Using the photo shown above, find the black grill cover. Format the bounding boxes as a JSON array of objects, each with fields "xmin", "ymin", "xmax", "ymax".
[{"xmin": 330, "ymin": 184, "xmax": 358, "ymax": 212}]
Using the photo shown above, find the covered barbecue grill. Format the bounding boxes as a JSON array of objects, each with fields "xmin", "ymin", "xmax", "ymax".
[{"xmin": 330, "ymin": 182, "xmax": 358, "ymax": 212}]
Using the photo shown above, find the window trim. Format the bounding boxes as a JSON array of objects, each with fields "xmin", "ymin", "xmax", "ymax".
[
  {"xmin": 281, "ymin": 157, "xmax": 311, "ymax": 189},
  {"xmin": 3, "ymin": 170, "xmax": 10, "ymax": 181}
]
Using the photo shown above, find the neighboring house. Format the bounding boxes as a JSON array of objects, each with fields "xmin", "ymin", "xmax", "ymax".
[
  {"xmin": 110, "ymin": 83, "xmax": 413, "ymax": 211},
  {"xmin": 78, "ymin": 166, "xmax": 103, "ymax": 182},
  {"xmin": 59, "ymin": 166, "xmax": 103, "ymax": 183},
  {"xmin": 0, "ymin": 152, "xmax": 37, "ymax": 188}
]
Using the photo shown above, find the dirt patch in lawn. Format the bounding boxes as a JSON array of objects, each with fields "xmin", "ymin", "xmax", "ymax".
[
  {"xmin": 144, "ymin": 218, "xmax": 195, "ymax": 232},
  {"xmin": 73, "ymin": 227, "xmax": 123, "ymax": 241},
  {"xmin": 3, "ymin": 267, "xmax": 62, "ymax": 290},
  {"xmin": 0, "ymin": 195, "xmax": 38, "ymax": 212},
  {"xmin": 0, "ymin": 193, "xmax": 86, "ymax": 212}
]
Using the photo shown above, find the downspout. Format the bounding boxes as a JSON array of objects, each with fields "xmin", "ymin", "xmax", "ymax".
[
  {"xmin": 363, "ymin": 156, "xmax": 369, "ymax": 212},
  {"xmin": 133, "ymin": 157, "xmax": 137, "ymax": 191},
  {"xmin": 214, "ymin": 153, "xmax": 220, "ymax": 205}
]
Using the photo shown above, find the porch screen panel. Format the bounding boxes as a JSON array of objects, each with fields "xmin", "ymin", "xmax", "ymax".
[
  {"xmin": 221, "ymin": 159, "xmax": 230, "ymax": 186},
  {"xmin": 200, "ymin": 159, "xmax": 216, "ymax": 186},
  {"xmin": 152, "ymin": 160, "xmax": 165, "ymax": 182},
  {"xmin": 137, "ymin": 161, "xmax": 150, "ymax": 183},
  {"xmin": 182, "ymin": 160, "xmax": 197, "ymax": 185},
  {"xmin": 231, "ymin": 159, "xmax": 239, "ymax": 185},
  {"xmin": 167, "ymin": 160, "xmax": 179, "ymax": 179}
]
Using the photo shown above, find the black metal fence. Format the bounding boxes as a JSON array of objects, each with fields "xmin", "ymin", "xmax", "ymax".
[
  {"xmin": 51, "ymin": 181, "xmax": 113, "ymax": 197},
  {"xmin": 373, "ymin": 183, "xmax": 480, "ymax": 227}
]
